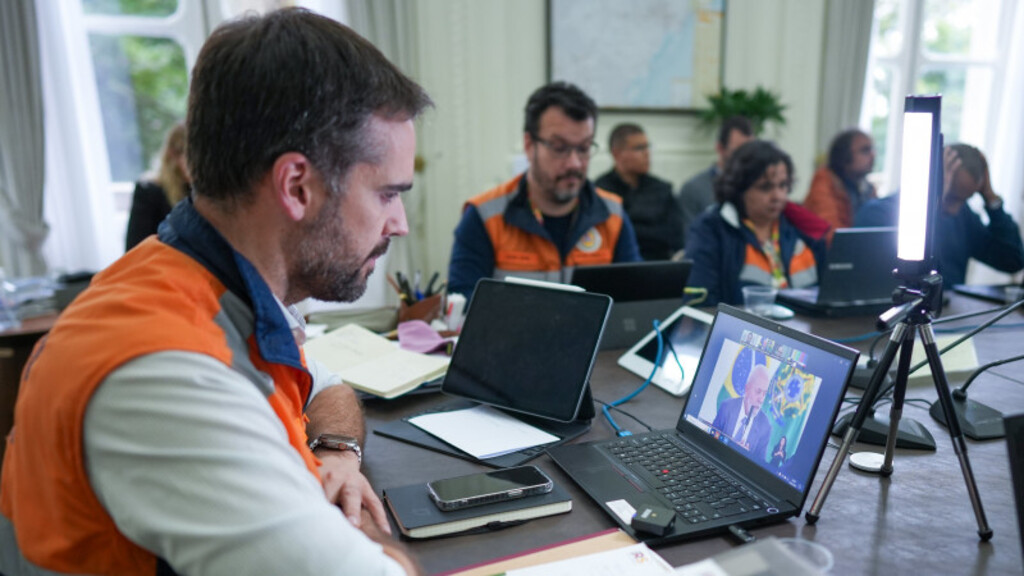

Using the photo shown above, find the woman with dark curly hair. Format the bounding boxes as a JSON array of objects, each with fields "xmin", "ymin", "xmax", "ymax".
[{"xmin": 685, "ymin": 140, "xmax": 825, "ymax": 306}]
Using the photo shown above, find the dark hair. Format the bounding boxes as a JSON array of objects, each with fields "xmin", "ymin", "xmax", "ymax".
[
  {"xmin": 717, "ymin": 116, "xmax": 754, "ymax": 149},
  {"xmin": 715, "ymin": 140, "xmax": 794, "ymax": 219},
  {"xmin": 187, "ymin": 8, "xmax": 432, "ymax": 204},
  {"xmin": 608, "ymin": 123, "xmax": 644, "ymax": 151},
  {"xmin": 523, "ymin": 81, "xmax": 597, "ymax": 137},
  {"xmin": 947, "ymin": 143, "xmax": 985, "ymax": 182},
  {"xmin": 826, "ymin": 129, "xmax": 869, "ymax": 180}
]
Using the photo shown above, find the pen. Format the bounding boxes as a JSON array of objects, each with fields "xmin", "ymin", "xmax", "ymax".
[
  {"xmin": 414, "ymin": 270, "xmax": 423, "ymax": 300},
  {"xmin": 396, "ymin": 271, "xmax": 414, "ymax": 302},
  {"xmin": 424, "ymin": 271, "xmax": 440, "ymax": 296}
]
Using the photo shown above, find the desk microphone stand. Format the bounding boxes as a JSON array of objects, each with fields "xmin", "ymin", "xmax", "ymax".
[{"xmin": 805, "ymin": 274, "xmax": 993, "ymax": 541}]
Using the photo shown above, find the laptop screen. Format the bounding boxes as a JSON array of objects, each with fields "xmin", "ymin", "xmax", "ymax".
[
  {"xmin": 570, "ymin": 261, "xmax": 690, "ymax": 302},
  {"xmin": 678, "ymin": 306, "xmax": 856, "ymax": 492}
]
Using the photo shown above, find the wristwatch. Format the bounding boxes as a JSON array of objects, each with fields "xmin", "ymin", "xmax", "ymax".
[{"xmin": 308, "ymin": 433, "xmax": 362, "ymax": 464}]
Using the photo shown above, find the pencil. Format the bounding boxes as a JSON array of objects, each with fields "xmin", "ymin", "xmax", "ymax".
[{"xmin": 387, "ymin": 274, "xmax": 408, "ymax": 301}]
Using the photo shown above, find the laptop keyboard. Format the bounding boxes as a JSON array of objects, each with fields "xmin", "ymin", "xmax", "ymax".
[{"xmin": 605, "ymin": 433, "xmax": 769, "ymax": 525}]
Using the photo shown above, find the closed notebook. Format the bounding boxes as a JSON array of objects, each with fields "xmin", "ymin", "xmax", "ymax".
[
  {"xmin": 383, "ymin": 481, "xmax": 572, "ymax": 539},
  {"xmin": 302, "ymin": 323, "xmax": 449, "ymax": 399}
]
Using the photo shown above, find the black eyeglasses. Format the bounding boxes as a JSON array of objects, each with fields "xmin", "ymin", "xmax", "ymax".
[{"xmin": 533, "ymin": 136, "xmax": 599, "ymax": 159}]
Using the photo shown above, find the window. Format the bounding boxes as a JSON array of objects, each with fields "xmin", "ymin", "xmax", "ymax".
[
  {"xmin": 859, "ymin": 0, "xmax": 1014, "ymax": 194},
  {"xmin": 80, "ymin": 0, "xmax": 202, "ymax": 217}
]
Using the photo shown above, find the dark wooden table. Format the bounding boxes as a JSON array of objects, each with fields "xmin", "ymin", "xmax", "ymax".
[{"xmin": 362, "ymin": 295, "xmax": 1024, "ymax": 575}]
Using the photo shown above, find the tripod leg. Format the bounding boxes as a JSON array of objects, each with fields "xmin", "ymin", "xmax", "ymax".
[
  {"xmin": 920, "ymin": 324, "xmax": 994, "ymax": 541},
  {"xmin": 806, "ymin": 323, "xmax": 908, "ymax": 524},
  {"xmin": 880, "ymin": 328, "xmax": 916, "ymax": 476}
]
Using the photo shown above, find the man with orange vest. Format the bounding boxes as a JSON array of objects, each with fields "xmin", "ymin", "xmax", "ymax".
[
  {"xmin": 447, "ymin": 82, "xmax": 641, "ymax": 297},
  {"xmin": 1, "ymin": 9, "xmax": 427, "ymax": 575}
]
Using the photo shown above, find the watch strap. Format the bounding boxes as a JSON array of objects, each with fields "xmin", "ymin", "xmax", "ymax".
[{"xmin": 308, "ymin": 434, "xmax": 362, "ymax": 464}]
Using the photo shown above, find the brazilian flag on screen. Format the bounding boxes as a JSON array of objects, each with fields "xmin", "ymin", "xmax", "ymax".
[
  {"xmin": 716, "ymin": 345, "xmax": 768, "ymax": 406},
  {"xmin": 764, "ymin": 363, "xmax": 816, "ymax": 463}
]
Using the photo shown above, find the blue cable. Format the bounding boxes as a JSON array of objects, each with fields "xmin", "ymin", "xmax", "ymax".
[{"xmin": 602, "ymin": 319, "xmax": 685, "ymax": 436}]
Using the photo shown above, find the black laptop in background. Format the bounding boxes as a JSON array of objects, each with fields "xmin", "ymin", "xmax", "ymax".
[
  {"xmin": 571, "ymin": 261, "xmax": 691, "ymax": 350},
  {"xmin": 777, "ymin": 227, "xmax": 898, "ymax": 317},
  {"xmin": 953, "ymin": 281, "xmax": 1023, "ymax": 304},
  {"xmin": 548, "ymin": 305, "xmax": 858, "ymax": 544}
]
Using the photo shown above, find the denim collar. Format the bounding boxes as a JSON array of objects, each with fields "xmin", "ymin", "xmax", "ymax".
[{"xmin": 158, "ymin": 199, "xmax": 304, "ymax": 370}]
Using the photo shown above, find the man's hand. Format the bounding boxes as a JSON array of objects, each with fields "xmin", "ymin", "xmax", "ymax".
[
  {"xmin": 317, "ymin": 450, "xmax": 390, "ymax": 535},
  {"xmin": 976, "ymin": 150, "xmax": 1000, "ymax": 205},
  {"xmin": 359, "ymin": 509, "xmax": 421, "ymax": 575}
]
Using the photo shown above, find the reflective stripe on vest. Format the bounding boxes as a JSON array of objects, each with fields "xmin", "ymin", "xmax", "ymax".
[{"xmin": 469, "ymin": 177, "xmax": 624, "ymax": 282}]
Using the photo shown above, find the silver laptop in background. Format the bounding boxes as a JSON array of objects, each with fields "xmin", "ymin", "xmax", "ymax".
[{"xmin": 571, "ymin": 261, "xmax": 691, "ymax": 350}]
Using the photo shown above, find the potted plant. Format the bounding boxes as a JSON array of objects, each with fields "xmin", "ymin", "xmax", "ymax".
[{"xmin": 699, "ymin": 86, "xmax": 787, "ymax": 135}]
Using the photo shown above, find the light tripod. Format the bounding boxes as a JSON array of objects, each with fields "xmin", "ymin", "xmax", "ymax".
[{"xmin": 805, "ymin": 274, "xmax": 993, "ymax": 541}]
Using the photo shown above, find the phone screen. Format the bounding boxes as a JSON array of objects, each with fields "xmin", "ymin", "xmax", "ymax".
[{"xmin": 427, "ymin": 466, "xmax": 552, "ymax": 508}]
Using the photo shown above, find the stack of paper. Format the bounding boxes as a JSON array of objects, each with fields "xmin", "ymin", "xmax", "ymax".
[{"xmin": 303, "ymin": 323, "xmax": 449, "ymax": 399}]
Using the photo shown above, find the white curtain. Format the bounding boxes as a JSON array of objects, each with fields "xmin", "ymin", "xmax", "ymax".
[
  {"xmin": 36, "ymin": 2, "xmax": 120, "ymax": 275},
  {"xmin": 815, "ymin": 0, "xmax": 875, "ymax": 159},
  {"xmin": 347, "ymin": 0, "xmax": 424, "ymax": 309},
  {"xmin": 992, "ymin": 0, "xmax": 1024, "ymax": 226},
  {"xmin": 0, "ymin": 0, "xmax": 48, "ymax": 276}
]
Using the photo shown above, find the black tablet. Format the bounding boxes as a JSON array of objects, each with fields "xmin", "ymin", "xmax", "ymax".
[{"xmin": 441, "ymin": 278, "xmax": 612, "ymax": 423}]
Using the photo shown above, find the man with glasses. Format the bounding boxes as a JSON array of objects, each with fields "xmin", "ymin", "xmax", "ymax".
[
  {"xmin": 448, "ymin": 82, "xmax": 641, "ymax": 296},
  {"xmin": 595, "ymin": 123, "xmax": 683, "ymax": 261}
]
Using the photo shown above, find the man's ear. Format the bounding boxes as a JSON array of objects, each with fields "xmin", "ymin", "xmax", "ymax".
[{"xmin": 271, "ymin": 152, "xmax": 318, "ymax": 222}]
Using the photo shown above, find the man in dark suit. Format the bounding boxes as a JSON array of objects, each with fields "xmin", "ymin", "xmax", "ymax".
[{"xmin": 712, "ymin": 363, "xmax": 773, "ymax": 461}]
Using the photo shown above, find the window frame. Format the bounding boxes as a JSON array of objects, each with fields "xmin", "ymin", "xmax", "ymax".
[{"xmin": 859, "ymin": 0, "xmax": 1015, "ymax": 195}]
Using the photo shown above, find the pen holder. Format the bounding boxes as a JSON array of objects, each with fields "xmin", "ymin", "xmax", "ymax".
[{"xmin": 398, "ymin": 293, "xmax": 443, "ymax": 325}]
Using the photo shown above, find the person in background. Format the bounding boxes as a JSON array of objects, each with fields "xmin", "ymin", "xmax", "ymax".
[
  {"xmin": 1, "ymin": 9, "xmax": 429, "ymax": 575},
  {"xmin": 803, "ymin": 128, "xmax": 876, "ymax": 232},
  {"xmin": 447, "ymin": 82, "xmax": 641, "ymax": 297},
  {"xmin": 125, "ymin": 122, "xmax": 190, "ymax": 251},
  {"xmin": 594, "ymin": 123, "xmax": 682, "ymax": 260},
  {"xmin": 677, "ymin": 116, "xmax": 754, "ymax": 244},
  {"xmin": 686, "ymin": 140, "xmax": 825, "ymax": 306},
  {"xmin": 855, "ymin": 143, "xmax": 1024, "ymax": 285}
]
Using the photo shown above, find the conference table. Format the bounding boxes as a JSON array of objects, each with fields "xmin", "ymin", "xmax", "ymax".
[{"xmin": 361, "ymin": 294, "xmax": 1024, "ymax": 575}]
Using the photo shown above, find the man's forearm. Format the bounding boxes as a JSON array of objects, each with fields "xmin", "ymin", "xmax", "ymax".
[{"xmin": 306, "ymin": 383, "xmax": 366, "ymax": 445}]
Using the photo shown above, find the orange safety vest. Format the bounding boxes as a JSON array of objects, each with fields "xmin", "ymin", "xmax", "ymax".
[
  {"xmin": 0, "ymin": 238, "xmax": 319, "ymax": 575},
  {"xmin": 467, "ymin": 175, "xmax": 627, "ymax": 284}
]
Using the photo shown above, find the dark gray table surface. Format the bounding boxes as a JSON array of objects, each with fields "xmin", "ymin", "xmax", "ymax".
[{"xmin": 362, "ymin": 295, "xmax": 1024, "ymax": 575}]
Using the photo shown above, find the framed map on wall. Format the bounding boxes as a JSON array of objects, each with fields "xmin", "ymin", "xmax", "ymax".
[{"xmin": 548, "ymin": 0, "xmax": 724, "ymax": 111}]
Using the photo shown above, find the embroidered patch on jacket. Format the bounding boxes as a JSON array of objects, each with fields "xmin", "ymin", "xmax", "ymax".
[{"xmin": 576, "ymin": 228, "xmax": 603, "ymax": 253}]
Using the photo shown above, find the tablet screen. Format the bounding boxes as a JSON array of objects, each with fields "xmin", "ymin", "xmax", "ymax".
[
  {"xmin": 442, "ymin": 279, "xmax": 611, "ymax": 422},
  {"xmin": 635, "ymin": 311, "xmax": 711, "ymax": 381},
  {"xmin": 617, "ymin": 306, "xmax": 714, "ymax": 396}
]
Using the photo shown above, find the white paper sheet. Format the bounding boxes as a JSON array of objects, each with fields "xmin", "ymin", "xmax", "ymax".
[{"xmin": 408, "ymin": 405, "xmax": 559, "ymax": 459}]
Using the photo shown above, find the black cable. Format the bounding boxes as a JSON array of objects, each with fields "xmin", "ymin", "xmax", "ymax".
[
  {"xmin": 955, "ymin": 353, "xmax": 1024, "ymax": 398},
  {"xmin": 593, "ymin": 398, "xmax": 655, "ymax": 431},
  {"xmin": 869, "ymin": 299, "xmax": 1024, "ymax": 404}
]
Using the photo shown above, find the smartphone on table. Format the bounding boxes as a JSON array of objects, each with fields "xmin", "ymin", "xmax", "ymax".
[{"xmin": 426, "ymin": 465, "xmax": 554, "ymax": 511}]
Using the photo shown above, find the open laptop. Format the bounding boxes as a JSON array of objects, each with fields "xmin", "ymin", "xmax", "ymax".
[
  {"xmin": 953, "ymin": 281, "xmax": 1023, "ymax": 304},
  {"xmin": 571, "ymin": 261, "xmax": 691, "ymax": 350},
  {"xmin": 548, "ymin": 304, "xmax": 858, "ymax": 544},
  {"xmin": 777, "ymin": 227, "xmax": 898, "ymax": 317}
]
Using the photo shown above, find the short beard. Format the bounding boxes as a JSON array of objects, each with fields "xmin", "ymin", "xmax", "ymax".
[{"xmin": 287, "ymin": 192, "xmax": 389, "ymax": 304}]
